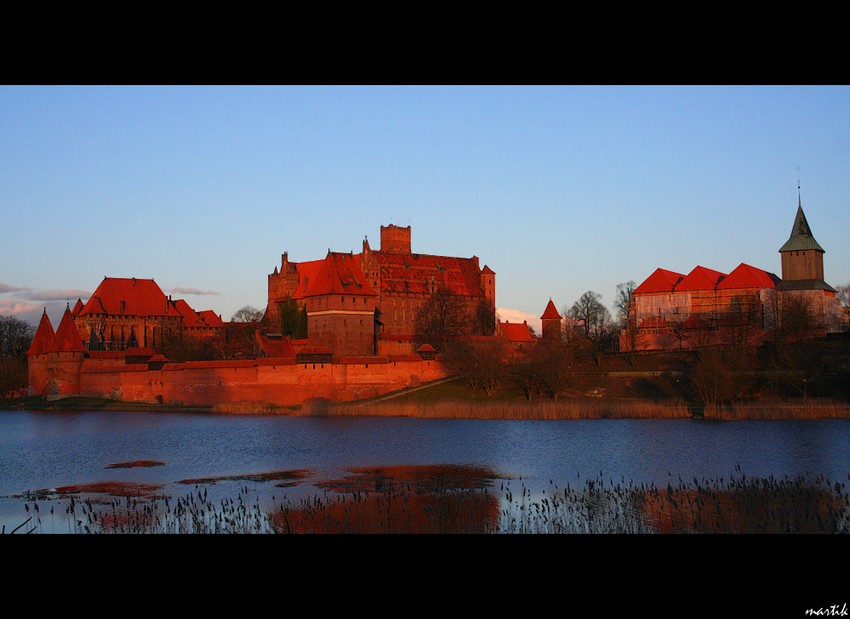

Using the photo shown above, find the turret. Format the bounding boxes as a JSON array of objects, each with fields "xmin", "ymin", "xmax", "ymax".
[
  {"xmin": 779, "ymin": 194, "xmax": 826, "ymax": 283},
  {"xmin": 541, "ymin": 299, "xmax": 562, "ymax": 341}
]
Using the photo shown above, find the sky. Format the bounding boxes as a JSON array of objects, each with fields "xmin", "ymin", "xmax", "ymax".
[{"xmin": 2, "ymin": 85, "xmax": 848, "ymax": 334}]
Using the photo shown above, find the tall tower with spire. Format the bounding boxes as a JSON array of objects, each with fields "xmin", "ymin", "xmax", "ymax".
[{"xmin": 778, "ymin": 186, "xmax": 827, "ymax": 285}]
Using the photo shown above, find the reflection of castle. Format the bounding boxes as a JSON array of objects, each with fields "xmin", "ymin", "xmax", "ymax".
[
  {"xmin": 623, "ymin": 196, "xmax": 843, "ymax": 351},
  {"xmin": 263, "ymin": 225, "xmax": 496, "ymax": 356}
]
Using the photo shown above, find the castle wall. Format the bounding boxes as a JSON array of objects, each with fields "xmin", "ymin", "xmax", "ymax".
[
  {"xmin": 63, "ymin": 355, "xmax": 447, "ymax": 408},
  {"xmin": 28, "ymin": 352, "xmax": 85, "ymax": 399}
]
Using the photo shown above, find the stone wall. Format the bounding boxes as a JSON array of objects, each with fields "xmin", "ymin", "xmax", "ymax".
[{"xmin": 31, "ymin": 352, "xmax": 448, "ymax": 408}]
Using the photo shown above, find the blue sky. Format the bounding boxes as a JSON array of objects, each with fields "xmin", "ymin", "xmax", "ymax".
[{"xmin": 2, "ymin": 85, "xmax": 848, "ymax": 332}]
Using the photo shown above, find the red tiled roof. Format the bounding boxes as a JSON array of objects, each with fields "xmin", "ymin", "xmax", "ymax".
[
  {"xmin": 481, "ymin": 265, "xmax": 495, "ymax": 275},
  {"xmin": 717, "ymin": 263, "xmax": 780, "ymax": 290},
  {"xmin": 27, "ymin": 310, "xmax": 55, "ymax": 355},
  {"xmin": 51, "ymin": 306, "xmax": 86, "ymax": 353},
  {"xmin": 198, "ymin": 310, "xmax": 224, "ymax": 327},
  {"xmin": 416, "ymin": 343, "xmax": 437, "ymax": 352},
  {"xmin": 170, "ymin": 298, "xmax": 205, "ymax": 328},
  {"xmin": 633, "ymin": 268, "xmax": 686, "ymax": 295},
  {"xmin": 71, "ymin": 299, "xmax": 84, "ymax": 317},
  {"xmin": 541, "ymin": 299, "xmax": 561, "ymax": 320},
  {"xmin": 78, "ymin": 277, "xmax": 174, "ymax": 317},
  {"xmin": 498, "ymin": 321, "xmax": 535, "ymax": 342},
  {"xmin": 675, "ymin": 266, "xmax": 727, "ymax": 291},
  {"xmin": 256, "ymin": 334, "xmax": 296, "ymax": 358},
  {"xmin": 373, "ymin": 251, "xmax": 483, "ymax": 297},
  {"xmin": 300, "ymin": 253, "xmax": 376, "ymax": 298}
]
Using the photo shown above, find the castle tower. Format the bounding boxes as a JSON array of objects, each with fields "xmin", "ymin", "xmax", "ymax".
[
  {"xmin": 779, "ymin": 193, "xmax": 826, "ymax": 283},
  {"xmin": 27, "ymin": 308, "xmax": 56, "ymax": 396},
  {"xmin": 541, "ymin": 299, "xmax": 562, "ymax": 341},
  {"xmin": 380, "ymin": 224, "xmax": 411, "ymax": 254},
  {"xmin": 44, "ymin": 305, "xmax": 87, "ymax": 398},
  {"xmin": 480, "ymin": 265, "xmax": 495, "ymax": 305}
]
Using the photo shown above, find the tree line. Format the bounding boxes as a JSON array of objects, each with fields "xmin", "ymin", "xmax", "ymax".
[
  {"xmin": 0, "ymin": 315, "xmax": 34, "ymax": 397},
  {"xmin": 413, "ymin": 282, "xmax": 850, "ymax": 407}
]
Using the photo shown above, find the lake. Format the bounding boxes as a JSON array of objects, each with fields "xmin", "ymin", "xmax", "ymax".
[{"xmin": 1, "ymin": 410, "xmax": 848, "ymax": 533}]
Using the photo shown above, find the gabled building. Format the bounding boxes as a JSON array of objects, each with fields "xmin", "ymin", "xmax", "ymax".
[
  {"xmin": 264, "ymin": 225, "xmax": 496, "ymax": 356},
  {"xmin": 74, "ymin": 277, "xmax": 224, "ymax": 352},
  {"xmin": 624, "ymin": 196, "xmax": 844, "ymax": 351}
]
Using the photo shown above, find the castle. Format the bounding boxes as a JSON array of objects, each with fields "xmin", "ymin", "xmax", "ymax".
[
  {"xmin": 25, "ymin": 224, "xmax": 492, "ymax": 406},
  {"xmin": 622, "ymin": 196, "xmax": 843, "ymax": 351},
  {"xmin": 263, "ymin": 224, "xmax": 496, "ymax": 356},
  {"xmin": 24, "ymin": 204, "xmax": 845, "ymax": 406}
]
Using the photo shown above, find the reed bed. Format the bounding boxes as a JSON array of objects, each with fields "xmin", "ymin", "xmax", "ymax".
[
  {"xmin": 498, "ymin": 472, "xmax": 850, "ymax": 534},
  {"xmin": 315, "ymin": 398, "xmax": 696, "ymax": 420},
  {"xmin": 701, "ymin": 400, "xmax": 850, "ymax": 420},
  {"xmin": 12, "ymin": 470, "xmax": 849, "ymax": 534}
]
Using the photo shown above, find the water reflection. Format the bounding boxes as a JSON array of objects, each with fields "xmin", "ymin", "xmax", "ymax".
[
  {"xmin": 1, "ymin": 411, "xmax": 848, "ymax": 533},
  {"xmin": 270, "ymin": 464, "xmax": 503, "ymax": 534}
]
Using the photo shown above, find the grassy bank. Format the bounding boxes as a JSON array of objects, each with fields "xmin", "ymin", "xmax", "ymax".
[
  {"xmin": 315, "ymin": 397, "xmax": 850, "ymax": 420},
  {"xmin": 5, "ymin": 384, "xmax": 850, "ymax": 420},
  {"xmin": 319, "ymin": 398, "xmax": 696, "ymax": 419}
]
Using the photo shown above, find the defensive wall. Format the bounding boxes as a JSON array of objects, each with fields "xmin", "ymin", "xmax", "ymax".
[{"xmin": 28, "ymin": 352, "xmax": 448, "ymax": 408}]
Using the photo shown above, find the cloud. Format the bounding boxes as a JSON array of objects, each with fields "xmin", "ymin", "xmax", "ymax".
[
  {"xmin": 169, "ymin": 287, "xmax": 220, "ymax": 296},
  {"xmin": 0, "ymin": 283, "xmax": 31, "ymax": 294},
  {"xmin": 27, "ymin": 289, "xmax": 91, "ymax": 302},
  {"xmin": 0, "ymin": 300, "xmax": 41, "ymax": 315},
  {"xmin": 496, "ymin": 307, "xmax": 542, "ymax": 335}
]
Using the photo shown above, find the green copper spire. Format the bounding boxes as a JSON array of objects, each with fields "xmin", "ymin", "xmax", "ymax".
[{"xmin": 779, "ymin": 194, "xmax": 825, "ymax": 253}]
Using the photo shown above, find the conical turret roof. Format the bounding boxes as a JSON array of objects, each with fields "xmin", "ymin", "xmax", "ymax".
[
  {"xmin": 51, "ymin": 305, "xmax": 86, "ymax": 353},
  {"xmin": 779, "ymin": 200, "xmax": 825, "ymax": 253},
  {"xmin": 27, "ymin": 309, "xmax": 55, "ymax": 355},
  {"xmin": 541, "ymin": 299, "xmax": 561, "ymax": 320}
]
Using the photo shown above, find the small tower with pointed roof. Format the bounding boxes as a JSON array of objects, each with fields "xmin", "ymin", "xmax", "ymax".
[
  {"xmin": 541, "ymin": 299, "xmax": 562, "ymax": 341},
  {"xmin": 779, "ymin": 187, "xmax": 827, "ymax": 284}
]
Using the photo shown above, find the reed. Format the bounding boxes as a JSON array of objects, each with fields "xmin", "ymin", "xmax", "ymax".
[
  {"xmin": 15, "ymin": 469, "xmax": 849, "ymax": 534},
  {"xmin": 318, "ymin": 398, "xmax": 696, "ymax": 420}
]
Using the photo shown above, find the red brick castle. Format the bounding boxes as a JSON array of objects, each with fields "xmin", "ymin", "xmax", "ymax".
[
  {"xmin": 263, "ymin": 224, "xmax": 496, "ymax": 356},
  {"xmin": 25, "ymin": 224, "xmax": 491, "ymax": 406}
]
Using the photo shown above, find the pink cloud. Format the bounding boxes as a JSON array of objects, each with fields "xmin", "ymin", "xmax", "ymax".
[{"xmin": 169, "ymin": 287, "xmax": 220, "ymax": 296}]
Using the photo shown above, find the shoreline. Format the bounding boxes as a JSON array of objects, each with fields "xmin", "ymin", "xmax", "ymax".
[{"xmin": 2, "ymin": 395, "xmax": 849, "ymax": 420}]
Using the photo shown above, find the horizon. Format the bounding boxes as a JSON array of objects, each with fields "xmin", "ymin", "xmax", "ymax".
[{"xmin": 3, "ymin": 85, "xmax": 848, "ymax": 333}]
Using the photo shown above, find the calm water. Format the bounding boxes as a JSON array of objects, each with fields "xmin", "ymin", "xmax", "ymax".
[{"xmin": 1, "ymin": 410, "xmax": 848, "ymax": 532}]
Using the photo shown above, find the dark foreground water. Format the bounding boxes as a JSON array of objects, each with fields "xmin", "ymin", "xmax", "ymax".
[{"xmin": 1, "ymin": 410, "xmax": 848, "ymax": 533}]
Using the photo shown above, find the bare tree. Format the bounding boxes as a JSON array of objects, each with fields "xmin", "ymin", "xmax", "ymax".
[
  {"xmin": 444, "ymin": 338, "xmax": 506, "ymax": 396},
  {"xmin": 474, "ymin": 299, "xmax": 496, "ymax": 336},
  {"xmin": 836, "ymin": 284, "xmax": 850, "ymax": 331},
  {"xmin": 231, "ymin": 305, "xmax": 264, "ymax": 323},
  {"xmin": 568, "ymin": 291, "xmax": 612, "ymax": 365},
  {"xmin": 688, "ymin": 345, "xmax": 757, "ymax": 416},
  {"xmin": 615, "ymin": 281, "xmax": 638, "ymax": 364},
  {"xmin": 614, "ymin": 281, "xmax": 635, "ymax": 326},
  {"xmin": 414, "ymin": 288, "xmax": 469, "ymax": 352},
  {"xmin": 0, "ymin": 315, "xmax": 35, "ymax": 397}
]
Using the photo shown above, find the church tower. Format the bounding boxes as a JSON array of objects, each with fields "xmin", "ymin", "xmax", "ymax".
[
  {"xmin": 541, "ymin": 299, "xmax": 562, "ymax": 341},
  {"xmin": 779, "ymin": 191, "xmax": 825, "ymax": 283}
]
